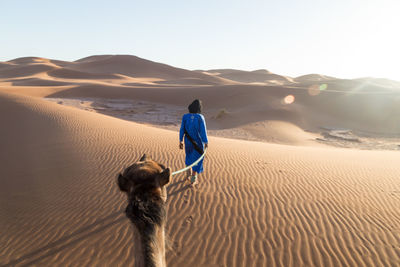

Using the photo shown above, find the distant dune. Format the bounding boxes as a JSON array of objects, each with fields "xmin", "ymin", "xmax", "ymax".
[
  {"xmin": 199, "ymin": 68, "xmax": 294, "ymax": 85},
  {"xmin": 47, "ymin": 68, "xmax": 124, "ymax": 80},
  {"xmin": 9, "ymin": 77, "xmax": 72, "ymax": 87},
  {"xmin": 70, "ymin": 55, "xmax": 230, "ymax": 84},
  {"xmin": 294, "ymin": 73, "xmax": 336, "ymax": 82},
  {"xmin": 355, "ymin": 77, "xmax": 400, "ymax": 89},
  {"xmin": 1, "ymin": 54, "xmax": 400, "ymax": 137},
  {"xmin": 0, "ymin": 62, "xmax": 13, "ymax": 70},
  {"xmin": 0, "ymin": 63, "xmax": 55, "ymax": 78},
  {"xmin": 2, "ymin": 55, "xmax": 231, "ymax": 85}
]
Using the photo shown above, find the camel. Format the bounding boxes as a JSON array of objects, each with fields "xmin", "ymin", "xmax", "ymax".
[{"xmin": 117, "ymin": 154, "xmax": 170, "ymax": 267}]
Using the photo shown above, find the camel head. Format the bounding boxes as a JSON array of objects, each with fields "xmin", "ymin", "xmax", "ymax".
[{"xmin": 117, "ymin": 154, "xmax": 170, "ymax": 228}]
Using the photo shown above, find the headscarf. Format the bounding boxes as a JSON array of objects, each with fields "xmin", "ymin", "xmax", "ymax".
[{"xmin": 188, "ymin": 99, "xmax": 202, "ymax": 114}]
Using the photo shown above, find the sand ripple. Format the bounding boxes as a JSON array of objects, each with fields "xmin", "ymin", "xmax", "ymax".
[{"xmin": 1, "ymin": 92, "xmax": 400, "ymax": 266}]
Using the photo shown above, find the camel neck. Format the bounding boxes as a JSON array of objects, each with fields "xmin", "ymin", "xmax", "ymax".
[
  {"xmin": 133, "ymin": 224, "xmax": 166, "ymax": 267},
  {"xmin": 126, "ymin": 194, "xmax": 167, "ymax": 267}
]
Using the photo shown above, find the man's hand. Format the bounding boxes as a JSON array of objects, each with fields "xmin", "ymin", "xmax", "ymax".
[
  {"xmin": 179, "ymin": 142, "xmax": 184, "ymax": 149},
  {"xmin": 205, "ymin": 143, "xmax": 208, "ymax": 149}
]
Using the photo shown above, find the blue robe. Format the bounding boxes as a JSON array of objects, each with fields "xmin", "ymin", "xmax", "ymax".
[{"xmin": 179, "ymin": 113, "xmax": 208, "ymax": 173}]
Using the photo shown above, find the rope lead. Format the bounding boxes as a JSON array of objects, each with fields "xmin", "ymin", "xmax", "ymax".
[{"xmin": 171, "ymin": 148, "xmax": 207, "ymax": 176}]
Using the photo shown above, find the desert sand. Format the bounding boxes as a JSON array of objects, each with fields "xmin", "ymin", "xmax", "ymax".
[{"xmin": 1, "ymin": 55, "xmax": 400, "ymax": 266}]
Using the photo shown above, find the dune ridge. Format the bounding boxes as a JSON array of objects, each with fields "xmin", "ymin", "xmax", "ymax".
[
  {"xmin": 1, "ymin": 91, "xmax": 400, "ymax": 266},
  {"xmin": 198, "ymin": 68, "xmax": 294, "ymax": 85}
]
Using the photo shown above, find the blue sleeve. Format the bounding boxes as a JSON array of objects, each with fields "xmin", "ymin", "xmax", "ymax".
[
  {"xmin": 179, "ymin": 115, "xmax": 185, "ymax": 142},
  {"xmin": 199, "ymin": 115, "xmax": 208, "ymax": 144}
]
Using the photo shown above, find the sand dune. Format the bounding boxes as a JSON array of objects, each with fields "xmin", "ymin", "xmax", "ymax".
[
  {"xmin": 155, "ymin": 77, "xmax": 232, "ymax": 86},
  {"xmin": 47, "ymin": 68, "xmax": 124, "ymax": 80},
  {"xmin": 294, "ymin": 74, "xmax": 336, "ymax": 82},
  {"xmin": 8, "ymin": 77, "xmax": 73, "ymax": 87},
  {"xmin": 0, "ymin": 63, "xmax": 56, "ymax": 78},
  {"xmin": 37, "ymin": 80, "xmax": 400, "ymax": 136},
  {"xmin": 2, "ymin": 55, "xmax": 234, "ymax": 87},
  {"xmin": 70, "ymin": 55, "xmax": 229, "ymax": 84},
  {"xmin": 7, "ymin": 57, "xmax": 72, "ymax": 67},
  {"xmin": 1, "ymin": 56, "xmax": 400, "ymax": 144},
  {"xmin": 355, "ymin": 77, "xmax": 400, "ymax": 89},
  {"xmin": 8, "ymin": 57, "xmax": 54, "ymax": 65},
  {"xmin": 40, "ymin": 83, "xmax": 323, "ymax": 144},
  {"xmin": 1, "ymin": 91, "xmax": 400, "ymax": 267},
  {"xmin": 0, "ymin": 62, "xmax": 13, "ymax": 70},
  {"xmin": 201, "ymin": 68, "xmax": 294, "ymax": 85},
  {"xmin": 2, "ymin": 77, "xmax": 399, "ymax": 138}
]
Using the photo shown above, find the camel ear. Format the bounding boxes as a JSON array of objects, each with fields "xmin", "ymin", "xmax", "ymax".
[
  {"xmin": 117, "ymin": 173, "xmax": 129, "ymax": 192},
  {"xmin": 139, "ymin": 154, "xmax": 148, "ymax": 161},
  {"xmin": 157, "ymin": 168, "xmax": 170, "ymax": 186}
]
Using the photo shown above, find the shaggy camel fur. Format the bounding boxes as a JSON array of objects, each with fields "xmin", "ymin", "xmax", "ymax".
[{"xmin": 117, "ymin": 154, "xmax": 170, "ymax": 267}]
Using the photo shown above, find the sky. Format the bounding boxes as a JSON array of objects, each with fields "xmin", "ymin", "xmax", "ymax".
[{"xmin": 1, "ymin": 0, "xmax": 399, "ymax": 80}]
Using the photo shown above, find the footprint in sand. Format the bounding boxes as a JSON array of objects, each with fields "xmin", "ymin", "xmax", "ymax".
[
  {"xmin": 186, "ymin": 215, "xmax": 193, "ymax": 223},
  {"xmin": 183, "ymin": 191, "xmax": 189, "ymax": 204},
  {"xmin": 182, "ymin": 215, "xmax": 193, "ymax": 228},
  {"xmin": 174, "ymin": 241, "xmax": 182, "ymax": 256}
]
